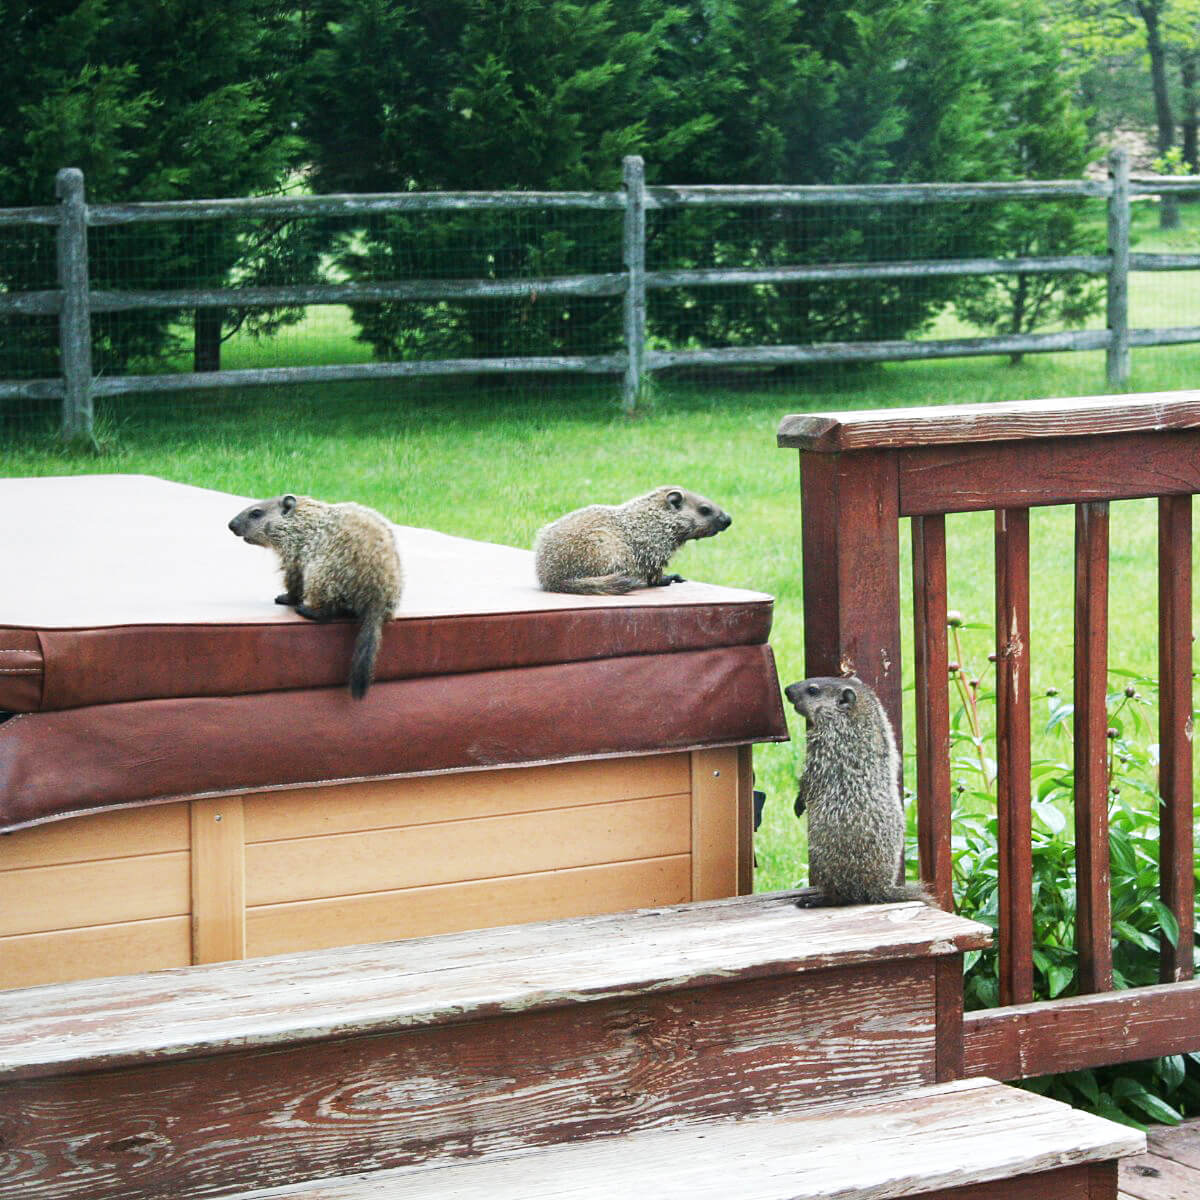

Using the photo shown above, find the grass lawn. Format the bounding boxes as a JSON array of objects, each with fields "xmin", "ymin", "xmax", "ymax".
[{"xmin": 4, "ymin": 203, "xmax": 1200, "ymax": 896}]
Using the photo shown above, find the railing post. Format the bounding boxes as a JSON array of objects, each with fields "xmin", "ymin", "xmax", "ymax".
[
  {"xmin": 55, "ymin": 167, "xmax": 94, "ymax": 441},
  {"xmin": 622, "ymin": 155, "xmax": 646, "ymax": 416},
  {"xmin": 1106, "ymin": 148, "xmax": 1130, "ymax": 387},
  {"xmin": 798, "ymin": 449, "xmax": 904, "ymax": 782}
]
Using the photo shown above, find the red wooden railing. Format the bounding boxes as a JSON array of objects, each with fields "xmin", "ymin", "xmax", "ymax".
[{"xmin": 779, "ymin": 392, "xmax": 1198, "ymax": 1079}]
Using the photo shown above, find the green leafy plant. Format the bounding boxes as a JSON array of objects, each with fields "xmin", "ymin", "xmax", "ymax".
[{"xmin": 927, "ymin": 613, "xmax": 1200, "ymax": 1126}]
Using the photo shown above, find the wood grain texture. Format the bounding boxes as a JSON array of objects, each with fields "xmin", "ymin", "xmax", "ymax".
[
  {"xmin": 689, "ymin": 748, "xmax": 739, "ymax": 901},
  {"xmin": 87, "ymin": 273, "xmax": 626, "ymax": 312},
  {"xmin": 0, "ymin": 851, "xmax": 189, "ymax": 936},
  {"xmin": 86, "ymin": 189, "xmax": 625, "ymax": 224},
  {"xmin": 622, "ymin": 154, "xmax": 646, "ymax": 415},
  {"xmin": 1107, "ymin": 149, "xmax": 1132, "ymax": 385},
  {"xmin": 737, "ymin": 744, "xmax": 755, "ymax": 896},
  {"xmin": 208, "ymin": 1078, "xmax": 1141, "ymax": 1200},
  {"xmin": 963, "ymin": 979, "xmax": 1200, "ymax": 1080},
  {"xmin": 652, "ymin": 330, "xmax": 1110, "ymax": 374},
  {"xmin": 0, "ymin": 894, "xmax": 990, "ymax": 1083},
  {"xmin": 54, "ymin": 167, "xmax": 93, "ymax": 439},
  {"xmin": 189, "ymin": 798, "xmax": 245, "ymax": 965},
  {"xmin": 1147, "ymin": 1117, "xmax": 1200, "ymax": 1170},
  {"xmin": 935, "ymin": 954, "xmax": 965, "ymax": 1083},
  {"xmin": 246, "ymin": 856, "xmax": 692, "ymax": 957},
  {"xmin": 912, "ymin": 514, "xmax": 954, "ymax": 910},
  {"xmin": 90, "ymin": 354, "xmax": 627, "ymax": 398},
  {"xmin": 0, "ymin": 959, "xmax": 941, "ymax": 1199},
  {"xmin": 1158, "ymin": 495, "xmax": 1195, "ymax": 983},
  {"xmin": 0, "ymin": 802, "xmax": 188, "ymax": 870},
  {"xmin": 799, "ymin": 449, "xmax": 904, "ymax": 776},
  {"xmin": 994, "ymin": 509, "xmax": 1034, "ymax": 1008},
  {"xmin": 646, "ymin": 255, "xmax": 1111, "ymax": 289},
  {"xmin": 1120, "ymin": 1153, "xmax": 1200, "ymax": 1200},
  {"xmin": 244, "ymin": 792, "xmax": 692, "ymax": 906},
  {"xmin": 647, "ymin": 179, "xmax": 1107, "ymax": 207},
  {"xmin": 1073, "ymin": 502, "xmax": 1113, "ymax": 994},
  {"xmin": 241, "ymin": 754, "xmax": 690, "ymax": 843},
  {"xmin": 778, "ymin": 391, "xmax": 1200, "ymax": 452},
  {"xmin": 0, "ymin": 918, "xmax": 191, "ymax": 990},
  {"xmin": 898, "ymin": 431, "xmax": 1200, "ymax": 516}
]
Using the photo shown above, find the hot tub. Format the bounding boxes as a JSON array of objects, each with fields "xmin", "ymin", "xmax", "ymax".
[{"xmin": 0, "ymin": 475, "xmax": 787, "ymax": 988}]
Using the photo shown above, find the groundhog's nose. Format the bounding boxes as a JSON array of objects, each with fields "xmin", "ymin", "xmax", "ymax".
[
  {"xmin": 720, "ymin": 513, "xmax": 732, "ymax": 529},
  {"xmin": 784, "ymin": 682, "xmax": 801, "ymax": 704},
  {"xmin": 228, "ymin": 519, "xmax": 239, "ymax": 533}
]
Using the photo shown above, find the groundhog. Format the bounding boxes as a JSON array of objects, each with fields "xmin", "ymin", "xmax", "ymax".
[
  {"xmin": 228, "ymin": 494, "xmax": 403, "ymax": 700},
  {"xmin": 785, "ymin": 675, "xmax": 929, "ymax": 906},
  {"xmin": 534, "ymin": 486, "xmax": 732, "ymax": 595}
]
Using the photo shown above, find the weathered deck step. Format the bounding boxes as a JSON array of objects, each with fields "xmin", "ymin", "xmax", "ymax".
[
  {"xmin": 220, "ymin": 1078, "xmax": 1145, "ymax": 1200},
  {"xmin": 0, "ymin": 892, "xmax": 989, "ymax": 1200}
]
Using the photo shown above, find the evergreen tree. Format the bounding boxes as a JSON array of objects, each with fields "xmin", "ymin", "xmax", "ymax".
[
  {"xmin": 955, "ymin": 0, "xmax": 1105, "ymax": 359},
  {"xmin": 0, "ymin": 0, "xmax": 307, "ymax": 386}
]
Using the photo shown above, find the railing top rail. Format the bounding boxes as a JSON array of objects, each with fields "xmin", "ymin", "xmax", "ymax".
[
  {"xmin": 646, "ymin": 179, "xmax": 1110, "ymax": 208},
  {"xmin": 777, "ymin": 391, "xmax": 1200, "ymax": 452},
  {"xmin": 85, "ymin": 189, "xmax": 626, "ymax": 225}
]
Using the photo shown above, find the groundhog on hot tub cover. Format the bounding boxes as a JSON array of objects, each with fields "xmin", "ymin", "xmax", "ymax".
[{"xmin": 534, "ymin": 486, "xmax": 731, "ymax": 596}]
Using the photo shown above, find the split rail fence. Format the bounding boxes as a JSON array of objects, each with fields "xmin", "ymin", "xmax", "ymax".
[
  {"xmin": 780, "ymin": 393, "xmax": 1200, "ymax": 1081},
  {"xmin": 3, "ymin": 148, "xmax": 1200, "ymax": 439}
]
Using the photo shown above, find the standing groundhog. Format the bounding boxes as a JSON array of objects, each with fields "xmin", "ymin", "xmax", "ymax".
[
  {"xmin": 534, "ymin": 486, "xmax": 732, "ymax": 595},
  {"xmin": 228, "ymin": 494, "xmax": 403, "ymax": 700},
  {"xmin": 786, "ymin": 675, "xmax": 929, "ymax": 906}
]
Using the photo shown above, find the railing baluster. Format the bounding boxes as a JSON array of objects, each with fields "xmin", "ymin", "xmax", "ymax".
[
  {"xmin": 913, "ymin": 514, "xmax": 954, "ymax": 910},
  {"xmin": 995, "ymin": 508, "xmax": 1034, "ymax": 1006},
  {"xmin": 1074, "ymin": 502, "xmax": 1112, "ymax": 994},
  {"xmin": 1158, "ymin": 495, "xmax": 1195, "ymax": 983}
]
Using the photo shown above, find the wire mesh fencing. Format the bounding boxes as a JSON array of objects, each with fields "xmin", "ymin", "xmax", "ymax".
[{"xmin": 4, "ymin": 150, "xmax": 1200, "ymax": 443}]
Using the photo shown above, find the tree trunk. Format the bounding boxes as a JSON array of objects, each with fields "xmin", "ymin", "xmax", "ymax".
[
  {"xmin": 1183, "ymin": 52, "xmax": 1198, "ymax": 172},
  {"xmin": 1008, "ymin": 276, "xmax": 1027, "ymax": 366},
  {"xmin": 194, "ymin": 307, "xmax": 225, "ymax": 373},
  {"xmin": 1139, "ymin": 1, "xmax": 1180, "ymax": 227}
]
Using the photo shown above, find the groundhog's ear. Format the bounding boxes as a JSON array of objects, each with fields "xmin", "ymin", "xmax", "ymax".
[
  {"xmin": 666, "ymin": 490, "xmax": 684, "ymax": 509},
  {"xmin": 839, "ymin": 687, "xmax": 857, "ymax": 707},
  {"xmin": 281, "ymin": 494, "xmax": 297, "ymax": 514}
]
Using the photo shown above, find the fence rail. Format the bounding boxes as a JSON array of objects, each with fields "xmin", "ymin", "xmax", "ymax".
[
  {"xmin": 7, "ymin": 149, "xmax": 1200, "ymax": 436},
  {"xmin": 779, "ymin": 393, "xmax": 1198, "ymax": 1080}
]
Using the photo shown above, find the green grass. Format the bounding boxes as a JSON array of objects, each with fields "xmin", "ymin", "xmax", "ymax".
[{"xmin": 5, "ymin": 221, "xmax": 1200, "ymax": 895}]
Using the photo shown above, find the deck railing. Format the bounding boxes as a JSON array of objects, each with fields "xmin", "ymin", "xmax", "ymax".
[{"xmin": 778, "ymin": 393, "xmax": 1199, "ymax": 1079}]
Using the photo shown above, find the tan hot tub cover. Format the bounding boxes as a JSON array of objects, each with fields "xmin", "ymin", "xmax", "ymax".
[{"xmin": 0, "ymin": 475, "xmax": 788, "ymax": 831}]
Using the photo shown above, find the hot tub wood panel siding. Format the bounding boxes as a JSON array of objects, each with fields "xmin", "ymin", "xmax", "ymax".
[{"xmin": 0, "ymin": 750, "xmax": 746, "ymax": 990}]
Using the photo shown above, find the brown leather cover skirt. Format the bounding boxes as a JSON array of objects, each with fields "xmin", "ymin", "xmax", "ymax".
[{"xmin": 0, "ymin": 476, "xmax": 788, "ymax": 831}]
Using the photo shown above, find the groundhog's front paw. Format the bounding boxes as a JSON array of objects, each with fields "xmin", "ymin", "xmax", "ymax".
[
  {"xmin": 274, "ymin": 593, "xmax": 297, "ymax": 606},
  {"xmin": 653, "ymin": 573, "xmax": 685, "ymax": 587}
]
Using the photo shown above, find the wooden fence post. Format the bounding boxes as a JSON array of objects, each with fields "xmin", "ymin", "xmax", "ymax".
[
  {"xmin": 1106, "ymin": 148, "xmax": 1130, "ymax": 387},
  {"xmin": 55, "ymin": 167, "xmax": 94, "ymax": 441},
  {"xmin": 622, "ymin": 155, "xmax": 646, "ymax": 416}
]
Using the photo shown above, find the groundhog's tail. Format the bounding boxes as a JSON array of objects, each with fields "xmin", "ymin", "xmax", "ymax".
[
  {"xmin": 885, "ymin": 881, "xmax": 937, "ymax": 906},
  {"xmin": 349, "ymin": 603, "xmax": 388, "ymax": 700},
  {"xmin": 549, "ymin": 574, "xmax": 644, "ymax": 595}
]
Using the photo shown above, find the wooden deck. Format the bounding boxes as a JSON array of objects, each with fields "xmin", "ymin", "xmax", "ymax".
[{"xmin": 1122, "ymin": 1117, "xmax": 1200, "ymax": 1199}]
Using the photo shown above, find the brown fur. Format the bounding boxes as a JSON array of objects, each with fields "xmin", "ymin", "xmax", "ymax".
[
  {"xmin": 228, "ymin": 494, "xmax": 403, "ymax": 699},
  {"xmin": 534, "ymin": 486, "xmax": 732, "ymax": 595},
  {"xmin": 786, "ymin": 676, "xmax": 930, "ymax": 907}
]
